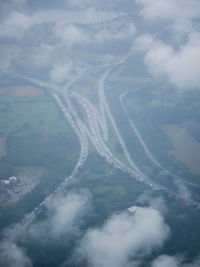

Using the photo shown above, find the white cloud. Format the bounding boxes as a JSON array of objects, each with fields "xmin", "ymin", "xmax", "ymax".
[
  {"xmin": 54, "ymin": 24, "xmax": 91, "ymax": 48},
  {"xmin": 136, "ymin": 0, "xmax": 200, "ymax": 34},
  {"xmin": 0, "ymin": 0, "xmax": 26, "ymax": 18},
  {"xmin": 95, "ymin": 22, "xmax": 136, "ymax": 43},
  {"xmin": 16, "ymin": 43, "xmax": 55, "ymax": 70},
  {"xmin": 0, "ymin": 11, "xmax": 33, "ymax": 37},
  {"xmin": 10, "ymin": 0, "xmax": 26, "ymax": 6},
  {"xmin": 0, "ymin": 6, "xmax": 118, "ymax": 39},
  {"xmin": 29, "ymin": 192, "xmax": 90, "ymax": 240},
  {"xmin": 54, "ymin": 19, "xmax": 136, "ymax": 48},
  {"xmin": 78, "ymin": 207, "xmax": 169, "ymax": 267},
  {"xmin": 30, "ymin": 44, "xmax": 54, "ymax": 67},
  {"xmin": 134, "ymin": 34, "xmax": 174, "ymax": 77},
  {"xmin": 165, "ymin": 33, "xmax": 200, "ymax": 90},
  {"xmin": 33, "ymin": 8, "xmax": 117, "ymax": 26},
  {"xmin": 151, "ymin": 255, "xmax": 178, "ymax": 267},
  {"xmin": 49, "ymin": 61, "xmax": 87, "ymax": 84},
  {"xmin": 134, "ymin": 33, "xmax": 200, "ymax": 90},
  {"xmin": 0, "ymin": 240, "xmax": 32, "ymax": 267},
  {"xmin": 151, "ymin": 255, "xmax": 200, "ymax": 267},
  {"xmin": 0, "ymin": 191, "xmax": 90, "ymax": 266},
  {"xmin": 66, "ymin": 0, "xmax": 95, "ymax": 9},
  {"xmin": 0, "ymin": 1, "xmax": 132, "ymax": 47},
  {"xmin": 0, "ymin": 45, "xmax": 19, "ymax": 72},
  {"xmin": 49, "ymin": 64, "xmax": 70, "ymax": 84}
]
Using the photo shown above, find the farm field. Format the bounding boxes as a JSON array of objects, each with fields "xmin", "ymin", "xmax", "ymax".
[
  {"xmin": 163, "ymin": 125, "xmax": 200, "ymax": 175},
  {"xmin": 0, "ymin": 86, "xmax": 70, "ymax": 137},
  {"xmin": 0, "ymin": 85, "xmax": 80, "ymax": 228}
]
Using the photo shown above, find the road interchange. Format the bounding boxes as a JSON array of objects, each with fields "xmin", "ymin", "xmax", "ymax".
[{"xmin": 14, "ymin": 52, "xmax": 200, "ymax": 224}]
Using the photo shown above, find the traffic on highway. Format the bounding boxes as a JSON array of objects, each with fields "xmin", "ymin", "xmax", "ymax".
[{"xmin": 17, "ymin": 53, "xmax": 199, "ymax": 224}]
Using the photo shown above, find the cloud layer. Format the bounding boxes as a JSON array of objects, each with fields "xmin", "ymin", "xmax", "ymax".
[
  {"xmin": 29, "ymin": 191, "xmax": 90, "ymax": 240},
  {"xmin": 134, "ymin": 32, "xmax": 200, "ymax": 90},
  {"xmin": 151, "ymin": 255, "xmax": 200, "ymax": 267},
  {"xmin": 136, "ymin": 0, "xmax": 200, "ymax": 34},
  {"xmin": 0, "ymin": 241, "xmax": 32, "ymax": 267},
  {"xmin": 78, "ymin": 207, "xmax": 169, "ymax": 267},
  {"xmin": 0, "ymin": 191, "xmax": 90, "ymax": 266}
]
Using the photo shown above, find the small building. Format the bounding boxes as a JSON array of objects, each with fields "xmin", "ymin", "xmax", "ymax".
[
  {"xmin": 9, "ymin": 176, "xmax": 19, "ymax": 186},
  {"xmin": 1, "ymin": 180, "xmax": 10, "ymax": 185},
  {"xmin": 127, "ymin": 206, "xmax": 142, "ymax": 214},
  {"xmin": 9, "ymin": 176, "xmax": 18, "ymax": 182}
]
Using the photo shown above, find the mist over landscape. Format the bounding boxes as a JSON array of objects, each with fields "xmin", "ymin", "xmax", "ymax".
[{"xmin": 0, "ymin": 0, "xmax": 200, "ymax": 266}]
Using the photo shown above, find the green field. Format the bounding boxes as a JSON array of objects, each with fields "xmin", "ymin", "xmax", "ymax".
[
  {"xmin": 0, "ymin": 94, "xmax": 69, "ymax": 137},
  {"xmin": 0, "ymin": 91, "xmax": 80, "ymax": 229},
  {"xmin": 67, "ymin": 152, "xmax": 146, "ymax": 216},
  {"xmin": 95, "ymin": 185, "xmax": 126, "ymax": 196}
]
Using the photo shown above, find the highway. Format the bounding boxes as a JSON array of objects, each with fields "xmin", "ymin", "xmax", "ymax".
[
  {"xmin": 17, "ymin": 56, "xmax": 163, "ymax": 222},
  {"xmin": 15, "ymin": 50, "xmax": 200, "ymax": 224},
  {"xmin": 98, "ymin": 70, "xmax": 147, "ymax": 178},
  {"xmin": 119, "ymin": 91, "xmax": 183, "ymax": 181}
]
